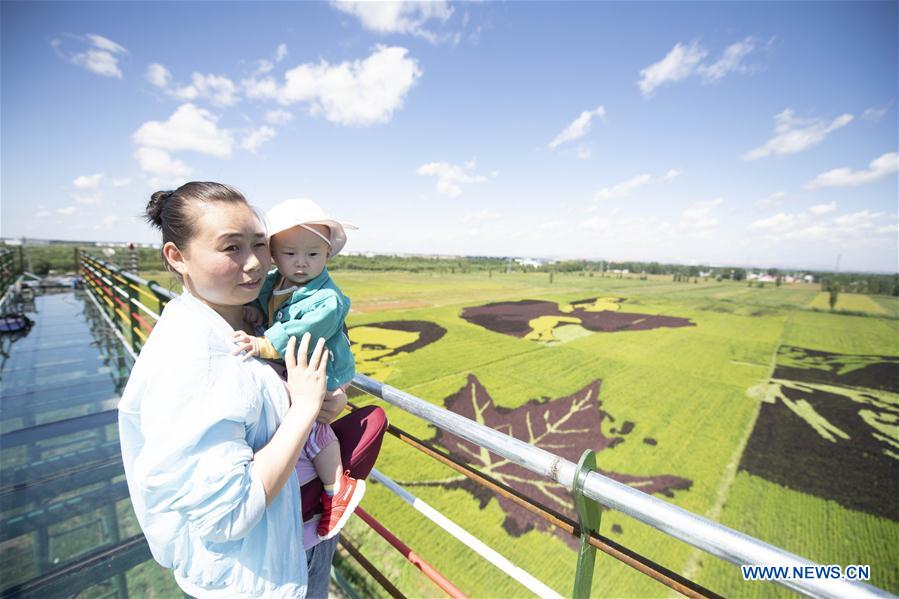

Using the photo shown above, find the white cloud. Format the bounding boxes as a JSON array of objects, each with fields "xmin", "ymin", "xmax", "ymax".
[
  {"xmin": 577, "ymin": 199, "xmax": 722, "ymax": 242},
  {"xmin": 134, "ymin": 147, "xmax": 193, "ymax": 180},
  {"xmin": 270, "ymin": 45, "xmax": 422, "ymax": 126},
  {"xmin": 146, "ymin": 63, "xmax": 171, "ymax": 88},
  {"xmin": 639, "ymin": 37, "xmax": 761, "ymax": 96},
  {"xmin": 243, "ymin": 76, "xmax": 280, "ymax": 100},
  {"xmin": 806, "ymin": 152, "xmax": 899, "ymax": 189},
  {"xmin": 576, "ymin": 146, "xmax": 592, "ymax": 160},
  {"xmin": 73, "ymin": 173, "xmax": 104, "ymax": 188},
  {"xmin": 86, "ymin": 34, "xmax": 125, "ymax": 54},
  {"xmin": 748, "ymin": 212, "xmax": 805, "ymax": 233},
  {"xmin": 594, "ymin": 173, "xmax": 652, "ymax": 201},
  {"xmin": 757, "ymin": 191, "xmax": 787, "ymax": 209},
  {"xmin": 862, "ymin": 105, "xmax": 889, "ymax": 122},
  {"xmin": 255, "ymin": 60, "xmax": 275, "ymax": 75},
  {"xmin": 111, "ymin": 177, "xmax": 133, "ymax": 187},
  {"xmin": 241, "ymin": 126, "xmax": 277, "ymax": 152},
  {"xmin": 697, "ymin": 38, "xmax": 756, "ymax": 81},
  {"xmin": 417, "ymin": 159, "xmax": 490, "ymax": 197},
  {"xmin": 148, "ymin": 64, "xmax": 239, "ymax": 107},
  {"xmin": 464, "ymin": 209, "xmax": 501, "ymax": 223},
  {"xmin": 747, "ymin": 208, "xmax": 896, "ymax": 242},
  {"xmin": 809, "ymin": 202, "xmax": 836, "ymax": 215},
  {"xmin": 832, "ymin": 210, "xmax": 887, "ymax": 228},
  {"xmin": 253, "ymin": 44, "xmax": 291, "ymax": 76},
  {"xmin": 133, "ymin": 104, "xmax": 234, "ymax": 158},
  {"xmin": 548, "ymin": 105, "xmax": 605, "ymax": 150},
  {"xmin": 331, "ymin": 1, "xmax": 453, "ymax": 43},
  {"xmin": 662, "ymin": 168, "xmax": 681, "ymax": 181},
  {"xmin": 170, "ymin": 73, "xmax": 239, "ymax": 107},
  {"xmin": 265, "ymin": 109, "xmax": 294, "ymax": 125},
  {"xmin": 74, "ymin": 193, "xmax": 103, "ymax": 205},
  {"xmin": 35, "ymin": 207, "xmax": 51, "ymax": 218},
  {"xmin": 744, "ymin": 109, "xmax": 853, "ymax": 160},
  {"xmin": 56, "ymin": 206, "xmax": 77, "ymax": 215},
  {"xmin": 638, "ymin": 41, "xmax": 707, "ymax": 96},
  {"xmin": 56, "ymin": 33, "xmax": 128, "ymax": 78},
  {"xmin": 101, "ymin": 215, "xmax": 119, "ymax": 227},
  {"xmin": 679, "ymin": 198, "xmax": 723, "ymax": 231}
]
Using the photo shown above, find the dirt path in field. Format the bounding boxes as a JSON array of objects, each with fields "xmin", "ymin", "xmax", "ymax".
[{"xmin": 676, "ymin": 312, "xmax": 791, "ymax": 590}]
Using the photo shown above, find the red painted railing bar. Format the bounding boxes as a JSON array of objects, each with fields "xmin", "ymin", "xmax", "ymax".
[
  {"xmin": 132, "ymin": 311, "xmax": 152, "ymax": 333},
  {"xmin": 355, "ymin": 507, "xmax": 468, "ymax": 599}
]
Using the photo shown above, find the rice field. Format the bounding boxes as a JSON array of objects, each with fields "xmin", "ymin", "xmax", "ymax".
[
  {"xmin": 808, "ymin": 291, "xmax": 889, "ymax": 315},
  {"xmin": 326, "ymin": 271, "xmax": 899, "ymax": 597}
]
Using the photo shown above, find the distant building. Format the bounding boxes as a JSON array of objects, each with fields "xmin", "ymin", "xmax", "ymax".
[{"xmin": 514, "ymin": 258, "xmax": 543, "ymax": 268}]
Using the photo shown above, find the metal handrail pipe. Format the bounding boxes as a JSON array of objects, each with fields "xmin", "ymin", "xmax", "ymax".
[
  {"xmin": 81, "ymin": 254, "xmax": 177, "ymax": 303},
  {"xmin": 351, "ymin": 374, "xmax": 894, "ymax": 599}
]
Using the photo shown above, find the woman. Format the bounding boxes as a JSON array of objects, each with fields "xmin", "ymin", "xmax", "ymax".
[{"xmin": 118, "ymin": 182, "xmax": 383, "ymax": 597}]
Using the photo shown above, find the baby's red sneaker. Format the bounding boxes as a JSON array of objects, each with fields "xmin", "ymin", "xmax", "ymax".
[{"xmin": 317, "ymin": 470, "xmax": 366, "ymax": 540}]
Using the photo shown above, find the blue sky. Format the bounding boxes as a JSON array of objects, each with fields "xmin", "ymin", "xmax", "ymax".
[{"xmin": 2, "ymin": 1, "xmax": 897, "ymax": 272}]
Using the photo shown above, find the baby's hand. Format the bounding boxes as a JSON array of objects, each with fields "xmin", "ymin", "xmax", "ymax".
[
  {"xmin": 243, "ymin": 305, "xmax": 264, "ymax": 329},
  {"xmin": 232, "ymin": 330, "xmax": 261, "ymax": 360}
]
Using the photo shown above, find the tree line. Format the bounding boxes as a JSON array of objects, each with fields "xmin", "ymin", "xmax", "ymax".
[{"xmin": 5, "ymin": 242, "xmax": 898, "ymax": 297}]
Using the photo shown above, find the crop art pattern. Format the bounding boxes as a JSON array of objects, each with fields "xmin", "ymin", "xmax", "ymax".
[
  {"xmin": 460, "ymin": 297, "xmax": 694, "ymax": 343},
  {"xmin": 349, "ymin": 320, "xmax": 447, "ymax": 380},
  {"xmin": 740, "ymin": 346, "xmax": 899, "ymax": 520},
  {"xmin": 411, "ymin": 375, "xmax": 692, "ymax": 545}
]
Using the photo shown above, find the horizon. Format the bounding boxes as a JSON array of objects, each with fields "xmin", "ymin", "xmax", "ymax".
[
  {"xmin": 2, "ymin": 1, "xmax": 897, "ymax": 272},
  {"xmin": 3, "ymin": 235, "xmax": 895, "ymax": 275}
]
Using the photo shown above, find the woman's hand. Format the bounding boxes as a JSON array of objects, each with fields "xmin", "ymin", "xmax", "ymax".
[
  {"xmin": 254, "ymin": 333, "xmax": 330, "ymax": 506},
  {"xmin": 317, "ymin": 387, "xmax": 348, "ymax": 423},
  {"xmin": 284, "ymin": 333, "xmax": 328, "ymax": 414}
]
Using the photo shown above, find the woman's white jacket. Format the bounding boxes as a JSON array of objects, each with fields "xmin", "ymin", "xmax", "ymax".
[{"xmin": 118, "ymin": 292, "xmax": 307, "ymax": 597}]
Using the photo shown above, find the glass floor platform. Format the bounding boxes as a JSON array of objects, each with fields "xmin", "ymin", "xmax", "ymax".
[{"xmin": 0, "ymin": 288, "xmax": 180, "ymax": 598}]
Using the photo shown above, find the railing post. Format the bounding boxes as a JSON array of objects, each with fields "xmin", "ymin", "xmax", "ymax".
[
  {"xmin": 125, "ymin": 278, "xmax": 140, "ymax": 355},
  {"xmin": 128, "ymin": 242, "xmax": 138, "ymax": 274},
  {"xmin": 147, "ymin": 279, "xmax": 170, "ymax": 313},
  {"xmin": 571, "ymin": 449, "xmax": 601, "ymax": 599}
]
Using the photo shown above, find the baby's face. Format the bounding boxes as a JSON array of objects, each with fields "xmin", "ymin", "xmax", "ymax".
[{"xmin": 270, "ymin": 224, "xmax": 330, "ymax": 285}]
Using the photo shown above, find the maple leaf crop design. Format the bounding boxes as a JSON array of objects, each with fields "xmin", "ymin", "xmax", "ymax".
[{"xmin": 425, "ymin": 375, "xmax": 692, "ymax": 544}]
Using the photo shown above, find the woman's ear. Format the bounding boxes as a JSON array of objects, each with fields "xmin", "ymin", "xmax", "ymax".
[{"xmin": 162, "ymin": 241, "xmax": 188, "ymax": 275}]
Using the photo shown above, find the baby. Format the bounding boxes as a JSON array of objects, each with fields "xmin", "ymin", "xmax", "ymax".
[{"xmin": 233, "ymin": 198, "xmax": 362, "ymax": 540}]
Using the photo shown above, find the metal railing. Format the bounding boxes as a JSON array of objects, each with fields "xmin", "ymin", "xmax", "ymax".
[
  {"xmin": 75, "ymin": 253, "xmax": 897, "ymax": 599},
  {"xmin": 0, "ymin": 249, "xmax": 17, "ymax": 302},
  {"xmin": 349, "ymin": 376, "xmax": 893, "ymax": 599},
  {"xmin": 79, "ymin": 253, "xmax": 177, "ymax": 357}
]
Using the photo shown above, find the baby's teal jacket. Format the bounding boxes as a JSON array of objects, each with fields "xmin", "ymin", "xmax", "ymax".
[{"xmin": 255, "ymin": 266, "xmax": 354, "ymax": 391}]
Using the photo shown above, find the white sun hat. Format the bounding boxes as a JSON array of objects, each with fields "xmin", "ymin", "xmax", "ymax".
[{"xmin": 266, "ymin": 198, "xmax": 358, "ymax": 256}]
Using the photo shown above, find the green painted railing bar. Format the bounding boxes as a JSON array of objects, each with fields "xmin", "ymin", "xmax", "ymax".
[{"xmin": 571, "ymin": 449, "xmax": 601, "ymax": 599}]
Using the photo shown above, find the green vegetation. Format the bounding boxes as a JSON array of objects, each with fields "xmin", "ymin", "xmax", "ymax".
[
  {"xmin": 331, "ymin": 271, "xmax": 897, "ymax": 597},
  {"xmin": 809, "ymin": 291, "xmax": 887, "ymax": 315}
]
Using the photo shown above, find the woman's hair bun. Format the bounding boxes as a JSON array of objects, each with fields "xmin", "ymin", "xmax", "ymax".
[{"xmin": 146, "ymin": 190, "xmax": 174, "ymax": 228}]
